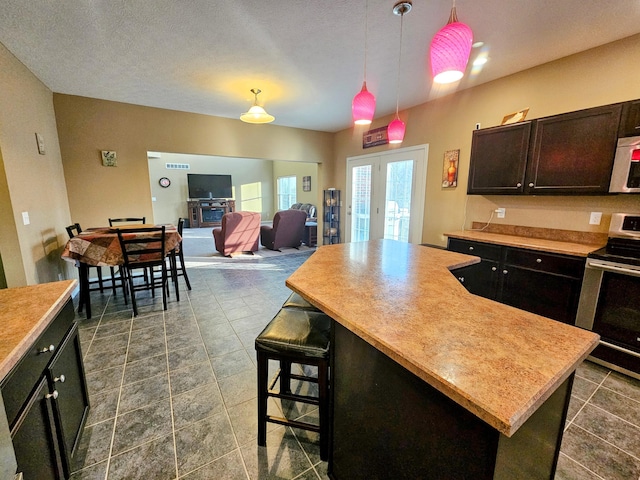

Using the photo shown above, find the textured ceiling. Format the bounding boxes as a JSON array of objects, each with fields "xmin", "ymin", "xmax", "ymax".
[{"xmin": 1, "ymin": 0, "xmax": 639, "ymax": 132}]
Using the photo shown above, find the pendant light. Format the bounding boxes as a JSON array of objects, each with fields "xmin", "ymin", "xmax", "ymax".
[
  {"xmin": 240, "ymin": 89, "xmax": 275, "ymax": 124},
  {"xmin": 430, "ymin": 1, "xmax": 473, "ymax": 84},
  {"xmin": 388, "ymin": 1, "xmax": 411, "ymax": 144},
  {"xmin": 352, "ymin": 0, "xmax": 376, "ymax": 125}
]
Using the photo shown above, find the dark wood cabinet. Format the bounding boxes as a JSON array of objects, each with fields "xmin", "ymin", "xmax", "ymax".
[
  {"xmin": 619, "ymin": 99, "xmax": 640, "ymax": 137},
  {"xmin": 468, "ymin": 103, "xmax": 623, "ymax": 195},
  {"xmin": 11, "ymin": 377, "xmax": 63, "ymax": 480},
  {"xmin": 526, "ymin": 104, "xmax": 622, "ymax": 194},
  {"xmin": 448, "ymin": 239, "xmax": 585, "ymax": 324},
  {"xmin": 2, "ymin": 299, "xmax": 89, "ymax": 479},
  {"xmin": 467, "ymin": 122, "xmax": 531, "ymax": 195},
  {"xmin": 323, "ymin": 190, "xmax": 340, "ymax": 244}
]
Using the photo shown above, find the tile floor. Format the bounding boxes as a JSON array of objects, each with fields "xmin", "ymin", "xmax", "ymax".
[{"xmin": 68, "ymin": 249, "xmax": 640, "ymax": 480}]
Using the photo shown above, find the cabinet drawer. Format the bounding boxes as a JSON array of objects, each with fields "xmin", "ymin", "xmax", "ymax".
[
  {"xmin": 447, "ymin": 238, "xmax": 502, "ymax": 261},
  {"xmin": 504, "ymin": 248, "xmax": 585, "ymax": 277},
  {"xmin": 1, "ymin": 299, "xmax": 74, "ymax": 428}
]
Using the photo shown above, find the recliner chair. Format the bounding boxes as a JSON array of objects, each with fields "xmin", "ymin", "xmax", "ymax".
[{"xmin": 260, "ymin": 209, "xmax": 307, "ymax": 251}]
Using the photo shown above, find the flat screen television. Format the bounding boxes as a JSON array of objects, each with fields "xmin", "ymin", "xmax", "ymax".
[{"xmin": 187, "ymin": 174, "xmax": 233, "ymax": 199}]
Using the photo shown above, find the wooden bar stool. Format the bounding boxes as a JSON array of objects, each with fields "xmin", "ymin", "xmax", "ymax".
[{"xmin": 255, "ymin": 307, "xmax": 331, "ymax": 460}]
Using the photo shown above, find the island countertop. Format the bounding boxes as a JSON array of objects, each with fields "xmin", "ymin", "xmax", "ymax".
[
  {"xmin": 285, "ymin": 240, "xmax": 599, "ymax": 436},
  {"xmin": 0, "ymin": 280, "xmax": 77, "ymax": 380}
]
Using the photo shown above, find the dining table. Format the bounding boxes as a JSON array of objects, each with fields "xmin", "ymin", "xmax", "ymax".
[{"xmin": 61, "ymin": 224, "xmax": 181, "ymax": 319}]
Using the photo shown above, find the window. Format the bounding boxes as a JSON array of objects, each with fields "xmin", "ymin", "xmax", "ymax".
[{"xmin": 277, "ymin": 176, "xmax": 296, "ymax": 210}]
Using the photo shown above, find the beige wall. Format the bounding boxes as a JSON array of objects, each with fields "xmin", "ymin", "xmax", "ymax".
[
  {"xmin": 334, "ymin": 34, "xmax": 640, "ymax": 246},
  {"xmin": 272, "ymin": 161, "xmax": 320, "ymax": 214},
  {"xmin": 0, "ymin": 43, "xmax": 73, "ymax": 287},
  {"xmin": 148, "ymin": 152, "xmax": 276, "ymax": 224},
  {"xmin": 53, "ymin": 95, "xmax": 335, "ymax": 230}
]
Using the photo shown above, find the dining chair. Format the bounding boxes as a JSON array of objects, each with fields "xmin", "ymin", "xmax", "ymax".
[
  {"xmin": 116, "ymin": 226, "xmax": 169, "ymax": 316},
  {"xmin": 108, "ymin": 217, "xmax": 146, "ymax": 226},
  {"xmin": 66, "ymin": 223, "xmax": 126, "ymax": 306},
  {"xmin": 173, "ymin": 218, "xmax": 191, "ymax": 290}
]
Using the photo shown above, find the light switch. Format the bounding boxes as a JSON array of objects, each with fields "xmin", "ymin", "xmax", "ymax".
[
  {"xmin": 22, "ymin": 211, "xmax": 30, "ymax": 225},
  {"xmin": 589, "ymin": 212, "xmax": 602, "ymax": 225}
]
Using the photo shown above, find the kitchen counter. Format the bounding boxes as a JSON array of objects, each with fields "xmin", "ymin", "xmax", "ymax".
[
  {"xmin": 0, "ymin": 280, "xmax": 76, "ymax": 380},
  {"xmin": 445, "ymin": 222, "xmax": 607, "ymax": 257},
  {"xmin": 286, "ymin": 240, "xmax": 599, "ymax": 478}
]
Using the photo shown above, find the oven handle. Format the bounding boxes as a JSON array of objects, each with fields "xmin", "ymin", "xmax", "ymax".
[
  {"xmin": 600, "ymin": 340, "xmax": 640, "ymax": 359},
  {"xmin": 588, "ymin": 261, "xmax": 640, "ymax": 277}
]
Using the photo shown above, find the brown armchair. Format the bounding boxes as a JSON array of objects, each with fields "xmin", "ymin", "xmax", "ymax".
[
  {"xmin": 212, "ymin": 211, "xmax": 261, "ymax": 256},
  {"xmin": 260, "ymin": 209, "xmax": 308, "ymax": 251}
]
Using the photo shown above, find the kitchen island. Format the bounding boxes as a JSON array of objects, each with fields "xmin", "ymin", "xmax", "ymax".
[{"xmin": 286, "ymin": 240, "xmax": 599, "ymax": 479}]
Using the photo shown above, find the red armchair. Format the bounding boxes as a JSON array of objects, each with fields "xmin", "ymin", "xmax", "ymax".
[
  {"xmin": 212, "ymin": 211, "xmax": 261, "ymax": 256},
  {"xmin": 260, "ymin": 209, "xmax": 308, "ymax": 251}
]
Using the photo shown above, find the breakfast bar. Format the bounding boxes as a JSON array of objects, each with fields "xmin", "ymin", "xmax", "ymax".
[{"xmin": 286, "ymin": 240, "xmax": 599, "ymax": 479}]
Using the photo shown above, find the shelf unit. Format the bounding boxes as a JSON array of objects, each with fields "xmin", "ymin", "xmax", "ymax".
[{"xmin": 323, "ymin": 190, "xmax": 340, "ymax": 244}]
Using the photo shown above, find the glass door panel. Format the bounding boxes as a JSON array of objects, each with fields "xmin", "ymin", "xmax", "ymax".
[
  {"xmin": 384, "ymin": 160, "xmax": 413, "ymax": 242},
  {"xmin": 349, "ymin": 164, "xmax": 373, "ymax": 243}
]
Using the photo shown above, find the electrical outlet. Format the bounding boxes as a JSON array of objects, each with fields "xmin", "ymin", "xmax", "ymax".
[
  {"xmin": 496, "ymin": 208, "xmax": 505, "ymax": 218},
  {"xmin": 589, "ymin": 212, "xmax": 602, "ymax": 225},
  {"xmin": 22, "ymin": 211, "xmax": 30, "ymax": 225}
]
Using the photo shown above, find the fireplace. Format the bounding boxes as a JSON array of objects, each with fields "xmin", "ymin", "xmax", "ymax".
[{"xmin": 202, "ymin": 208, "xmax": 224, "ymax": 223}]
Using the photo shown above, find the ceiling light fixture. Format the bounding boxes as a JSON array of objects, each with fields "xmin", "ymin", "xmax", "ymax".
[
  {"xmin": 352, "ymin": 0, "xmax": 376, "ymax": 125},
  {"xmin": 388, "ymin": 1, "xmax": 411, "ymax": 144},
  {"xmin": 240, "ymin": 89, "xmax": 275, "ymax": 124},
  {"xmin": 430, "ymin": 1, "xmax": 473, "ymax": 84}
]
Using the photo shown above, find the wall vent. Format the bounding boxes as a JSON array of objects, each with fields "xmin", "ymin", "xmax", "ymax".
[{"xmin": 166, "ymin": 163, "xmax": 190, "ymax": 170}]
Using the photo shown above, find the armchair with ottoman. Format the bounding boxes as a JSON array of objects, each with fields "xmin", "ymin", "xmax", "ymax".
[
  {"xmin": 260, "ymin": 209, "xmax": 308, "ymax": 251},
  {"xmin": 213, "ymin": 211, "xmax": 261, "ymax": 256}
]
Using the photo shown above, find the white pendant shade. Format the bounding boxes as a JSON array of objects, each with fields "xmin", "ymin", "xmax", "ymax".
[{"xmin": 240, "ymin": 89, "xmax": 275, "ymax": 124}]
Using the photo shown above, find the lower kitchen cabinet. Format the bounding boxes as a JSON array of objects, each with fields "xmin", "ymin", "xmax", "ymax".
[
  {"xmin": 1, "ymin": 298, "xmax": 89, "ymax": 479},
  {"xmin": 448, "ymin": 239, "xmax": 585, "ymax": 324}
]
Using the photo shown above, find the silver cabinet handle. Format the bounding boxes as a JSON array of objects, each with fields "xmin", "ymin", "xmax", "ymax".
[
  {"xmin": 491, "ymin": 266, "xmax": 497, "ymax": 271},
  {"xmin": 528, "ymin": 182, "xmax": 534, "ymax": 187},
  {"xmin": 516, "ymin": 182, "xmax": 522, "ymax": 187},
  {"xmin": 468, "ymin": 246, "xmax": 474, "ymax": 251},
  {"xmin": 45, "ymin": 390, "xmax": 58, "ymax": 400},
  {"xmin": 458, "ymin": 277, "xmax": 465, "ymax": 283},
  {"xmin": 54, "ymin": 375, "xmax": 66, "ymax": 383},
  {"xmin": 536, "ymin": 258, "xmax": 542, "ymax": 263},
  {"xmin": 39, "ymin": 344, "xmax": 55, "ymax": 354},
  {"xmin": 503, "ymin": 269, "xmax": 508, "ymax": 274}
]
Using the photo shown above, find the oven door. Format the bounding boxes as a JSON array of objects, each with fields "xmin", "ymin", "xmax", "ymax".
[{"xmin": 576, "ymin": 259, "xmax": 640, "ymax": 377}]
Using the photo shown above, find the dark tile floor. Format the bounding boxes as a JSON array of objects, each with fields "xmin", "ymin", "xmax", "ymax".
[{"xmin": 68, "ymin": 249, "xmax": 640, "ymax": 480}]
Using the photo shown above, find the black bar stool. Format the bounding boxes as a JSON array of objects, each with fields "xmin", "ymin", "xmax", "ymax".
[
  {"xmin": 255, "ymin": 307, "xmax": 331, "ymax": 460},
  {"xmin": 281, "ymin": 291, "xmax": 320, "ymax": 311}
]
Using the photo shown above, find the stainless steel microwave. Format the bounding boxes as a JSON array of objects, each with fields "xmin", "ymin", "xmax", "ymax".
[{"xmin": 609, "ymin": 136, "xmax": 640, "ymax": 193}]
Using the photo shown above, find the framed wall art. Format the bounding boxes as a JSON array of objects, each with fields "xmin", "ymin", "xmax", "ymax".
[{"xmin": 442, "ymin": 149, "xmax": 460, "ymax": 188}]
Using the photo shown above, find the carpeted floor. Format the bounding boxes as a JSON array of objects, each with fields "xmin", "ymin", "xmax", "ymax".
[{"xmin": 181, "ymin": 227, "xmax": 316, "ymax": 260}]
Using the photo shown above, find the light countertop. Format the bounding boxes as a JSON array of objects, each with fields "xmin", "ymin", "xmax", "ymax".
[
  {"xmin": 286, "ymin": 240, "xmax": 598, "ymax": 437},
  {"xmin": 444, "ymin": 228, "xmax": 606, "ymax": 257},
  {"xmin": 0, "ymin": 280, "xmax": 76, "ymax": 380}
]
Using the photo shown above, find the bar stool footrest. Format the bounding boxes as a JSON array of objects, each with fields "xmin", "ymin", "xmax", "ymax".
[{"xmin": 266, "ymin": 415, "xmax": 321, "ymax": 433}]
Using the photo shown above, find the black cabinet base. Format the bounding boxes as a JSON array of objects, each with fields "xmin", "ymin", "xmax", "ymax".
[{"xmin": 329, "ymin": 322, "xmax": 573, "ymax": 479}]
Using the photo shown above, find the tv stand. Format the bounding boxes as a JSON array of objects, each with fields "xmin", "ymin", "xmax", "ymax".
[{"xmin": 187, "ymin": 199, "xmax": 236, "ymax": 228}]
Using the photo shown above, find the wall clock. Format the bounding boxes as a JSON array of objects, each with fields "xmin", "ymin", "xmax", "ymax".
[{"xmin": 159, "ymin": 177, "xmax": 171, "ymax": 188}]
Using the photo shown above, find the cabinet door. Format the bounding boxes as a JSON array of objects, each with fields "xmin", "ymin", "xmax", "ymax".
[
  {"xmin": 526, "ymin": 104, "xmax": 622, "ymax": 194},
  {"xmin": 49, "ymin": 323, "xmax": 90, "ymax": 475},
  {"xmin": 451, "ymin": 261, "xmax": 500, "ymax": 300},
  {"xmin": 499, "ymin": 266, "xmax": 582, "ymax": 324},
  {"xmin": 467, "ymin": 122, "xmax": 531, "ymax": 195},
  {"xmin": 12, "ymin": 377, "xmax": 64, "ymax": 480},
  {"xmin": 619, "ymin": 100, "xmax": 640, "ymax": 137}
]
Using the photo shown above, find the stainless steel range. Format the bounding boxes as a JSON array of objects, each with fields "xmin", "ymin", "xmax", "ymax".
[{"xmin": 576, "ymin": 213, "xmax": 640, "ymax": 379}]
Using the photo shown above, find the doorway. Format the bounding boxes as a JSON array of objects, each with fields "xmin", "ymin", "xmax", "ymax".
[{"xmin": 345, "ymin": 145, "xmax": 427, "ymax": 244}]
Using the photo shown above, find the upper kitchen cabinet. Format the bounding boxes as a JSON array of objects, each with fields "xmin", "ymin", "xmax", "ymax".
[
  {"xmin": 619, "ymin": 99, "xmax": 640, "ymax": 137},
  {"xmin": 526, "ymin": 104, "xmax": 622, "ymax": 194},
  {"xmin": 467, "ymin": 122, "xmax": 531, "ymax": 195}
]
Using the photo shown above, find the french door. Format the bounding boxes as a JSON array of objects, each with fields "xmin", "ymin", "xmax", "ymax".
[{"xmin": 345, "ymin": 145, "xmax": 427, "ymax": 244}]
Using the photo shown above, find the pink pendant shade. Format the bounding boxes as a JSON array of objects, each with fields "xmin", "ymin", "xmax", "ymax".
[
  {"xmin": 352, "ymin": 81, "xmax": 376, "ymax": 125},
  {"xmin": 387, "ymin": 117, "xmax": 406, "ymax": 144},
  {"xmin": 430, "ymin": 7, "xmax": 473, "ymax": 84}
]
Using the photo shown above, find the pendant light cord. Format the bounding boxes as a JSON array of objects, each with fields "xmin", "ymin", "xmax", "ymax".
[
  {"xmin": 363, "ymin": 0, "xmax": 369, "ymax": 81},
  {"xmin": 395, "ymin": 9, "xmax": 405, "ymax": 117}
]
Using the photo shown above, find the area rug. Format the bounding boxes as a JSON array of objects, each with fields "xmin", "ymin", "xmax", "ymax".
[{"xmin": 181, "ymin": 227, "xmax": 316, "ymax": 260}]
